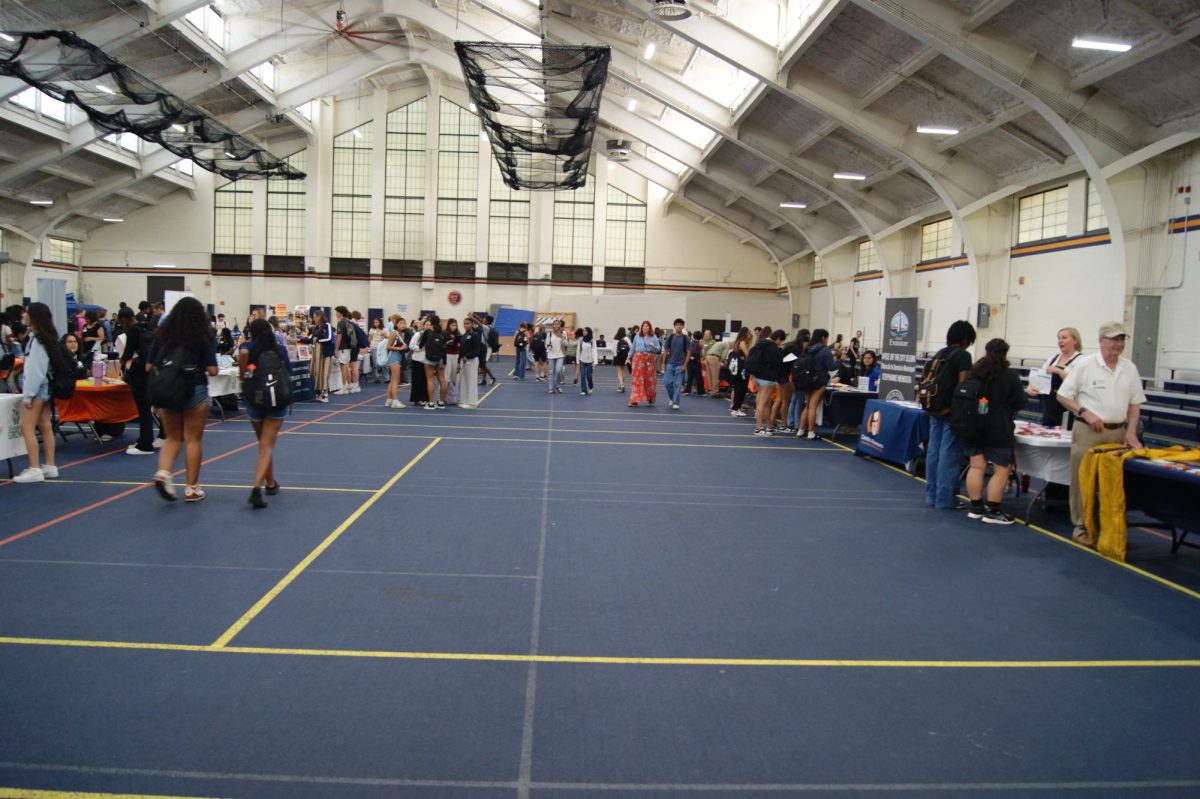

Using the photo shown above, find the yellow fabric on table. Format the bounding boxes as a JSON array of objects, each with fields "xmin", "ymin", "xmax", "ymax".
[{"xmin": 1079, "ymin": 444, "xmax": 1200, "ymax": 561}]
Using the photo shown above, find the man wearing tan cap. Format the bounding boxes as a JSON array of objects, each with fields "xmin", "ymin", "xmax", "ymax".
[{"xmin": 1056, "ymin": 321, "xmax": 1146, "ymax": 546}]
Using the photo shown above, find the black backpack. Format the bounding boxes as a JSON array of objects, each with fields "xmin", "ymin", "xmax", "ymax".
[
  {"xmin": 48, "ymin": 342, "xmax": 77, "ymax": 401},
  {"xmin": 616, "ymin": 338, "xmax": 630, "ymax": 356},
  {"xmin": 726, "ymin": 348, "xmax": 742, "ymax": 376},
  {"xmin": 745, "ymin": 341, "xmax": 770, "ymax": 379},
  {"xmin": 791, "ymin": 349, "xmax": 820, "ymax": 391},
  {"xmin": 916, "ymin": 346, "xmax": 960, "ymax": 415},
  {"xmin": 949, "ymin": 376, "xmax": 989, "ymax": 440},
  {"xmin": 354, "ymin": 323, "xmax": 369, "ymax": 349},
  {"xmin": 243, "ymin": 344, "xmax": 292, "ymax": 412},
  {"xmin": 487, "ymin": 325, "xmax": 500, "ymax": 353},
  {"xmin": 147, "ymin": 345, "xmax": 197, "ymax": 409},
  {"xmin": 423, "ymin": 330, "xmax": 445, "ymax": 362}
]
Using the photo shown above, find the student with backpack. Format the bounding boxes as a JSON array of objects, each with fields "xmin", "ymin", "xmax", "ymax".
[
  {"xmin": 794, "ymin": 328, "xmax": 836, "ymax": 439},
  {"xmin": 661, "ymin": 318, "xmax": 692, "ymax": 410},
  {"xmin": 418, "ymin": 315, "xmax": 447, "ymax": 408},
  {"xmin": 917, "ymin": 320, "xmax": 977, "ymax": 510},
  {"xmin": 303, "ymin": 310, "xmax": 334, "ymax": 403},
  {"xmin": 512, "ymin": 322, "xmax": 529, "ymax": 381},
  {"xmin": 612, "ymin": 327, "xmax": 630, "ymax": 393},
  {"xmin": 727, "ymin": 328, "xmax": 753, "ymax": 417},
  {"xmin": 954, "ymin": 338, "xmax": 1027, "ymax": 525},
  {"xmin": 147, "ymin": 296, "xmax": 219, "ymax": 502},
  {"xmin": 479, "ymin": 314, "xmax": 499, "ymax": 386},
  {"xmin": 577, "ymin": 327, "xmax": 596, "ymax": 396},
  {"xmin": 333, "ymin": 306, "xmax": 358, "ymax": 395},
  {"xmin": 682, "ymin": 330, "xmax": 705, "ymax": 397},
  {"xmin": 13, "ymin": 303, "xmax": 69, "ymax": 483},
  {"xmin": 745, "ymin": 327, "xmax": 783, "ymax": 436},
  {"xmin": 240, "ymin": 318, "xmax": 293, "ymax": 509},
  {"xmin": 785, "ymin": 329, "xmax": 811, "ymax": 431},
  {"xmin": 118, "ymin": 305, "xmax": 158, "ymax": 455}
]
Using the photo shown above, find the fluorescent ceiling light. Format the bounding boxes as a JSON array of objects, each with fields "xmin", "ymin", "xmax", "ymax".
[
  {"xmin": 916, "ymin": 125, "xmax": 959, "ymax": 136},
  {"xmin": 1071, "ymin": 36, "xmax": 1132, "ymax": 52},
  {"xmin": 102, "ymin": 217, "xmax": 123, "ymax": 223},
  {"xmin": 0, "ymin": 33, "xmax": 15, "ymax": 43},
  {"xmin": 29, "ymin": 199, "xmax": 53, "ymax": 205},
  {"xmin": 96, "ymin": 84, "xmax": 114, "ymax": 94},
  {"xmin": 644, "ymin": 42, "xmax": 656, "ymax": 60},
  {"xmin": 153, "ymin": 264, "xmax": 179, "ymax": 269},
  {"xmin": 833, "ymin": 172, "xmax": 866, "ymax": 181},
  {"xmin": 469, "ymin": 101, "xmax": 477, "ymax": 112},
  {"xmin": 779, "ymin": 201, "xmax": 807, "ymax": 209},
  {"xmin": 224, "ymin": 151, "xmax": 236, "ymax": 158},
  {"xmin": 627, "ymin": 98, "xmax": 638, "ymax": 112},
  {"xmin": 170, "ymin": 124, "xmax": 185, "ymax": 133}
]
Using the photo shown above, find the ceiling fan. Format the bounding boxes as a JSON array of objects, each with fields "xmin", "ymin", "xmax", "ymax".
[{"xmin": 287, "ymin": 1, "xmax": 408, "ymax": 55}]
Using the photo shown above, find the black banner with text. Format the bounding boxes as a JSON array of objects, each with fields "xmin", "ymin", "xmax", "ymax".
[{"xmin": 878, "ymin": 297, "xmax": 919, "ymax": 402}]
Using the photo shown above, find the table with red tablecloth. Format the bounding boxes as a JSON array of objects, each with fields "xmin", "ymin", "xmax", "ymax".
[{"xmin": 55, "ymin": 380, "xmax": 137, "ymax": 424}]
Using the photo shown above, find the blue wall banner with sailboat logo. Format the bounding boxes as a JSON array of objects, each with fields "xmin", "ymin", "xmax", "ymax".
[{"xmin": 878, "ymin": 297, "xmax": 919, "ymax": 402}]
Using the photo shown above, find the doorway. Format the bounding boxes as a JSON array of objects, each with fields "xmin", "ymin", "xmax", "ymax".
[{"xmin": 146, "ymin": 276, "xmax": 185, "ymax": 305}]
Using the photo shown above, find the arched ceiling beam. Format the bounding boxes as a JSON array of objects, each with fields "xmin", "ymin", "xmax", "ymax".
[
  {"xmin": 961, "ymin": 0, "xmax": 1018, "ymax": 32},
  {"xmin": 614, "ymin": 0, "xmax": 983, "ymax": 286},
  {"xmin": 849, "ymin": 0, "xmax": 1132, "ymax": 319}
]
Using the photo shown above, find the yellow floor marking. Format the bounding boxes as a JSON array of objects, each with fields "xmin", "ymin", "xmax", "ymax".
[
  {"xmin": 0, "ymin": 789, "xmax": 226, "ymax": 799},
  {"xmin": 208, "ymin": 438, "xmax": 442, "ymax": 648},
  {"xmin": 44, "ymin": 479, "xmax": 373, "ymax": 494},
  {"xmin": 277, "ymin": 418, "xmax": 786, "ymax": 439},
  {"xmin": 476, "ymin": 382, "xmax": 502, "ymax": 405},
  {"xmin": 0, "ymin": 636, "xmax": 1197, "ymax": 669},
  {"xmin": 254, "ymin": 430, "xmax": 844, "ymax": 451}
]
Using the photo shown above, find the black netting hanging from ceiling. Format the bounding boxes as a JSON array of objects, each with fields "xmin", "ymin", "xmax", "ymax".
[
  {"xmin": 0, "ymin": 30, "xmax": 304, "ymax": 181},
  {"xmin": 455, "ymin": 42, "xmax": 610, "ymax": 191}
]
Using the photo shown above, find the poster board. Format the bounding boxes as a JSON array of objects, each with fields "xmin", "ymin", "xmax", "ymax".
[
  {"xmin": 162, "ymin": 289, "xmax": 194, "ymax": 317},
  {"xmin": 877, "ymin": 297, "xmax": 919, "ymax": 402}
]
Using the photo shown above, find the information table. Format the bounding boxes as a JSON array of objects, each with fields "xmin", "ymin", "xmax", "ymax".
[
  {"xmin": 1124, "ymin": 457, "xmax": 1200, "ymax": 554},
  {"xmin": 855, "ymin": 399, "xmax": 928, "ymax": 471},
  {"xmin": 823, "ymin": 386, "xmax": 878, "ymax": 436},
  {"xmin": 1, "ymin": 394, "xmax": 28, "ymax": 474},
  {"xmin": 1013, "ymin": 421, "xmax": 1072, "ymax": 485},
  {"xmin": 56, "ymin": 380, "xmax": 137, "ymax": 424}
]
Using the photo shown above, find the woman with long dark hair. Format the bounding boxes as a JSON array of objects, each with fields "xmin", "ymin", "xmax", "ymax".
[
  {"xmin": 304, "ymin": 309, "xmax": 334, "ymax": 403},
  {"xmin": 727, "ymin": 327, "xmax": 753, "ymax": 417},
  {"xmin": 963, "ymin": 338, "xmax": 1027, "ymax": 525},
  {"xmin": 150, "ymin": 296, "xmax": 218, "ymax": 502},
  {"xmin": 13, "ymin": 303, "xmax": 63, "ymax": 483},
  {"xmin": 240, "ymin": 318, "xmax": 291, "ymax": 508},
  {"xmin": 443, "ymin": 318, "xmax": 462, "ymax": 405},
  {"xmin": 612, "ymin": 326, "xmax": 629, "ymax": 393},
  {"xmin": 419, "ymin": 314, "xmax": 447, "ymax": 408}
]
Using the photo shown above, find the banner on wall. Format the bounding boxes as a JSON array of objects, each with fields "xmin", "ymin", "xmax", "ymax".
[{"xmin": 878, "ymin": 297, "xmax": 919, "ymax": 402}]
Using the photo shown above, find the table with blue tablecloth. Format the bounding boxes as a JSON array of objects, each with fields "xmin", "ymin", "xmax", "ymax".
[
  {"xmin": 1123, "ymin": 457, "xmax": 1200, "ymax": 554},
  {"xmin": 854, "ymin": 399, "xmax": 929, "ymax": 471},
  {"xmin": 822, "ymin": 387, "xmax": 878, "ymax": 436}
]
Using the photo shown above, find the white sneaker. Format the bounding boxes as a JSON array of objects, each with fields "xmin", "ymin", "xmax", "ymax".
[
  {"xmin": 392, "ymin": 400, "xmax": 407, "ymax": 409},
  {"xmin": 13, "ymin": 467, "xmax": 44, "ymax": 483},
  {"xmin": 41, "ymin": 464, "xmax": 59, "ymax": 478},
  {"xmin": 671, "ymin": 403, "xmax": 680, "ymax": 410},
  {"xmin": 383, "ymin": 399, "xmax": 394, "ymax": 407},
  {"xmin": 351, "ymin": 385, "xmax": 361, "ymax": 393},
  {"xmin": 153, "ymin": 438, "xmax": 165, "ymax": 449},
  {"xmin": 126, "ymin": 444, "xmax": 155, "ymax": 455},
  {"xmin": 460, "ymin": 404, "xmax": 476, "ymax": 409},
  {"xmin": 806, "ymin": 431, "xmax": 817, "ymax": 440}
]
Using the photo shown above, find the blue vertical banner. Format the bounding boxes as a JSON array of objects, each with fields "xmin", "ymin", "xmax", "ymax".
[{"xmin": 878, "ymin": 297, "xmax": 919, "ymax": 402}]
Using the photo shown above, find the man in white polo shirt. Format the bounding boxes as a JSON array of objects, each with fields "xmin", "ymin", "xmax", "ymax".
[{"xmin": 1055, "ymin": 321, "xmax": 1146, "ymax": 546}]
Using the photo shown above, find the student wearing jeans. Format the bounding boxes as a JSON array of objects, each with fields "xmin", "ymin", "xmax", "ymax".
[
  {"xmin": 577, "ymin": 327, "xmax": 596, "ymax": 395},
  {"xmin": 661, "ymin": 318, "xmax": 691, "ymax": 410},
  {"xmin": 545, "ymin": 319, "xmax": 566, "ymax": 394},
  {"xmin": 924, "ymin": 320, "xmax": 977, "ymax": 510}
]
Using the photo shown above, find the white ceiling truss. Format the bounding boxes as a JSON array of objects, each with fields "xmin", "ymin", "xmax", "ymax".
[{"xmin": 0, "ymin": 0, "xmax": 1196, "ymax": 264}]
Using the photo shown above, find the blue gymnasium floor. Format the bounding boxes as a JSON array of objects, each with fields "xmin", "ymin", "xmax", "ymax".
[{"xmin": 2, "ymin": 368, "xmax": 1200, "ymax": 798}]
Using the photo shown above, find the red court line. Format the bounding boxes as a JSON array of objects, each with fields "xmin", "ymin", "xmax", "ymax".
[
  {"xmin": 0, "ymin": 398, "xmax": 376, "ymax": 548},
  {"xmin": 0, "ymin": 412, "xmax": 246, "ymax": 488}
]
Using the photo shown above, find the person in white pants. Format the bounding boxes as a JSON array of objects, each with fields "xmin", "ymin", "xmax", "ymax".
[{"xmin": 457, "ymin": 317, "xmax": 483, "ymax": 409}]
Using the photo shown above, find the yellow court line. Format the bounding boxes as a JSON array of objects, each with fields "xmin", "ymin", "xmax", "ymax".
[
  {"xmin": 275, "ymin": 418, "xmax": 772, "ymax": 439},
  {"xmin": 0, "ymin": 789, "xmax": 226, "ymax": 799},
  {"xmin": 836, "ymin": 436, "xmax": 1200, "ymax": 602},
  {"xmin": 44, "ymin": 479, "xmax": 374, "ymax": 494},
  {"xmin": 209, "ymin": 437, "xmax": 442, "ymax": 648},
  {"xmin": 476, "ymin": 382, "xmax": 502, "ymax": 406},
  {"xmin": 0, "ymin": 636, "xmax": 1198, "ymax": 669},
  {"xmin": 261, "ymin": 430, "xmax": 845, "ymax": 451}
]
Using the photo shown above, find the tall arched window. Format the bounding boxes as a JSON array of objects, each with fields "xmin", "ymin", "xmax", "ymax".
[
  {"xmin": 604, "ymin": 184, "xmax": 645, "ymax": 267},
  {"xmin": 552, "ymin": 178, "xmax": 594, "ymax": 265},
  {"xmin": 331, "ymin": 122, "xmax": 373, "ymax": 258},
  {"xmin": 384, "ymin": 99, "xmax": 426, "ymax": 260},
  {"xmin": 266, "ymin": 150, "xmax": 306, "ymax": 256},
  {"xmin": 436, "ymin": 99, "xmax": 478, "ymax": 261},
  {"xmin": 214, "ymin": 181, "xmax": 252, "ymax": 254},
  {"xmin": 489, "ymin": 158, "xmax": 529, "ymax": 263}
]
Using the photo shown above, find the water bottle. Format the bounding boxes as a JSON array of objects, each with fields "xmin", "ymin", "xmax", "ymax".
[
  {"xmin": 91, "ymin": 358, "xmax": 105, "ymax": 386},
  {"xmin": 977, "ymin": 396, "xmax": 989, "ymax": 415}
]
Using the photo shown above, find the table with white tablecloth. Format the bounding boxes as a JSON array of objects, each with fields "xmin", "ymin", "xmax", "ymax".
[
  {"xmin": 207, "ymin": 367, "xmax": 240, "ymax": 398},
  {"xmin": 1, "ymin": 394, "xmax": 28, "ymax": 475},
  {"xmin": 1013, "ymin": 421, "xmax": 1072, "ymax": 518}
]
